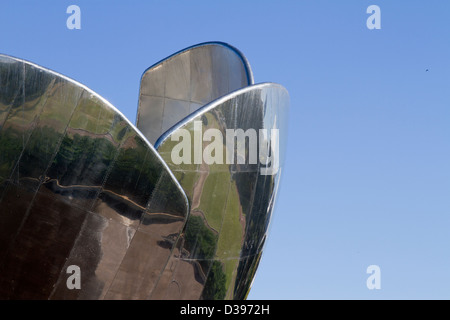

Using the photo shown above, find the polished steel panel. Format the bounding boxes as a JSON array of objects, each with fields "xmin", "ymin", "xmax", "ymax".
[
  {"xmin": 0, "ymin": 55, "xmax": 189, "ymax": 299},
  {"xmin": 0, "ymin": 44, "xmax": 288, "ymax": 300},
  {"xmin": 137, "ymin": 42, "xmax": 254, "ymax": 145},
  {"xmin": 154, "ymin": 83, "xmax": 289, "ymax": 299}
]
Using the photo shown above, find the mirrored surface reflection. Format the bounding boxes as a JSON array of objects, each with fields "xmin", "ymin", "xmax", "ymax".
[
  {"xmin": 155, "ymin": 83, "xmax": 289, "ymax": 299},
  {"xmin": 137, "ymin": 42, "xmax": 253, "ymax": 145},
  {"xmin": 0, "ymin": 55, "xmax": 188, "ymax": 299},
  {"xmin": 0, "ymin": 46, "xmax": 288, "ymax": 300}
]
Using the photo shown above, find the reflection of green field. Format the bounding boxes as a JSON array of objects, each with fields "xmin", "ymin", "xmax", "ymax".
[
  {"xmin": 197, "ymin": 167, "xmax": 230, "ymax": 231},
  {"xmin": 174, "ymin": 170, "xmax": 199, "ymax": 201},
  {"xmin": 216, "ymin": 184, "xmax": 244, "ymax": 299},
  {"xmin": 156, "ymin": 111, "xmax": 247, "ymax": 298},
  {"xmin": 69, "ymin": 98, "xmax": 114, "ymax": 134},
  {"xmin": 157, "ymin": 135, "xmax": 200, "ymax": 201},
  {"xmin": 196, "ymin": 112, "xmax": 232, "ymax": 232},
  {"xmin": 37, "ymin": 82, "xmax": 81, "ymax": 129}
]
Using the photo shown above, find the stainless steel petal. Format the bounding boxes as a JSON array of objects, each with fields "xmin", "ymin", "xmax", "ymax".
[
  {"xmin": 0, "ymin": 55, "xmax": 189, "ymax": 300},
  {"xmin": 137, "ymin": 42, "xmax": 254, "ymax": 145},
  {"xmin": 154, "ymin": 83, "xmax": 289, "ymax": 299}
]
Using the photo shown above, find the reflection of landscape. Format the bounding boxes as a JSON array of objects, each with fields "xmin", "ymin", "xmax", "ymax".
[
  {"xmin": 0, "ymin": 56, "xmax": 188, "ymax": 299},
  {"xmin": 156, "ymin": 86, "xmax": 287, "ymax": 299},
  {"xmin": 1, "ymin": 126, "xmax": 185, "ymax": 216},
  {"xmin": 0, "ymin": 46, "xmax": 288, "ymax": 300}
]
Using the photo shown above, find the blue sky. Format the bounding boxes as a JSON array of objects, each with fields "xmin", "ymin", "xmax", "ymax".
[{"xmin": 1, "ymin": 0, "xmax": 449, "ymax": 299}]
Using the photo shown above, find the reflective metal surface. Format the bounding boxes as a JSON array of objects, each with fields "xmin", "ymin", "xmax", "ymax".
[
  {"xmin": 0, "ymin": 55, "xmax": 189, "ymax": 299},
  {"xmin": 137, "ymin": 42, "xmax": 254, "ymax": 145},
  {"xmin": 0, "ymin": 43, "xmax": 289, "ymax": 300},
  {"xmin": 154, "ymin": 83, "xmax": 289, "ymax": 299}
]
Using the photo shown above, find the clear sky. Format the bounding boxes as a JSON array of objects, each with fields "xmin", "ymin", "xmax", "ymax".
[{"xmin": 1, "ymin": 0, "xmax": 449, "ymax": 299}]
